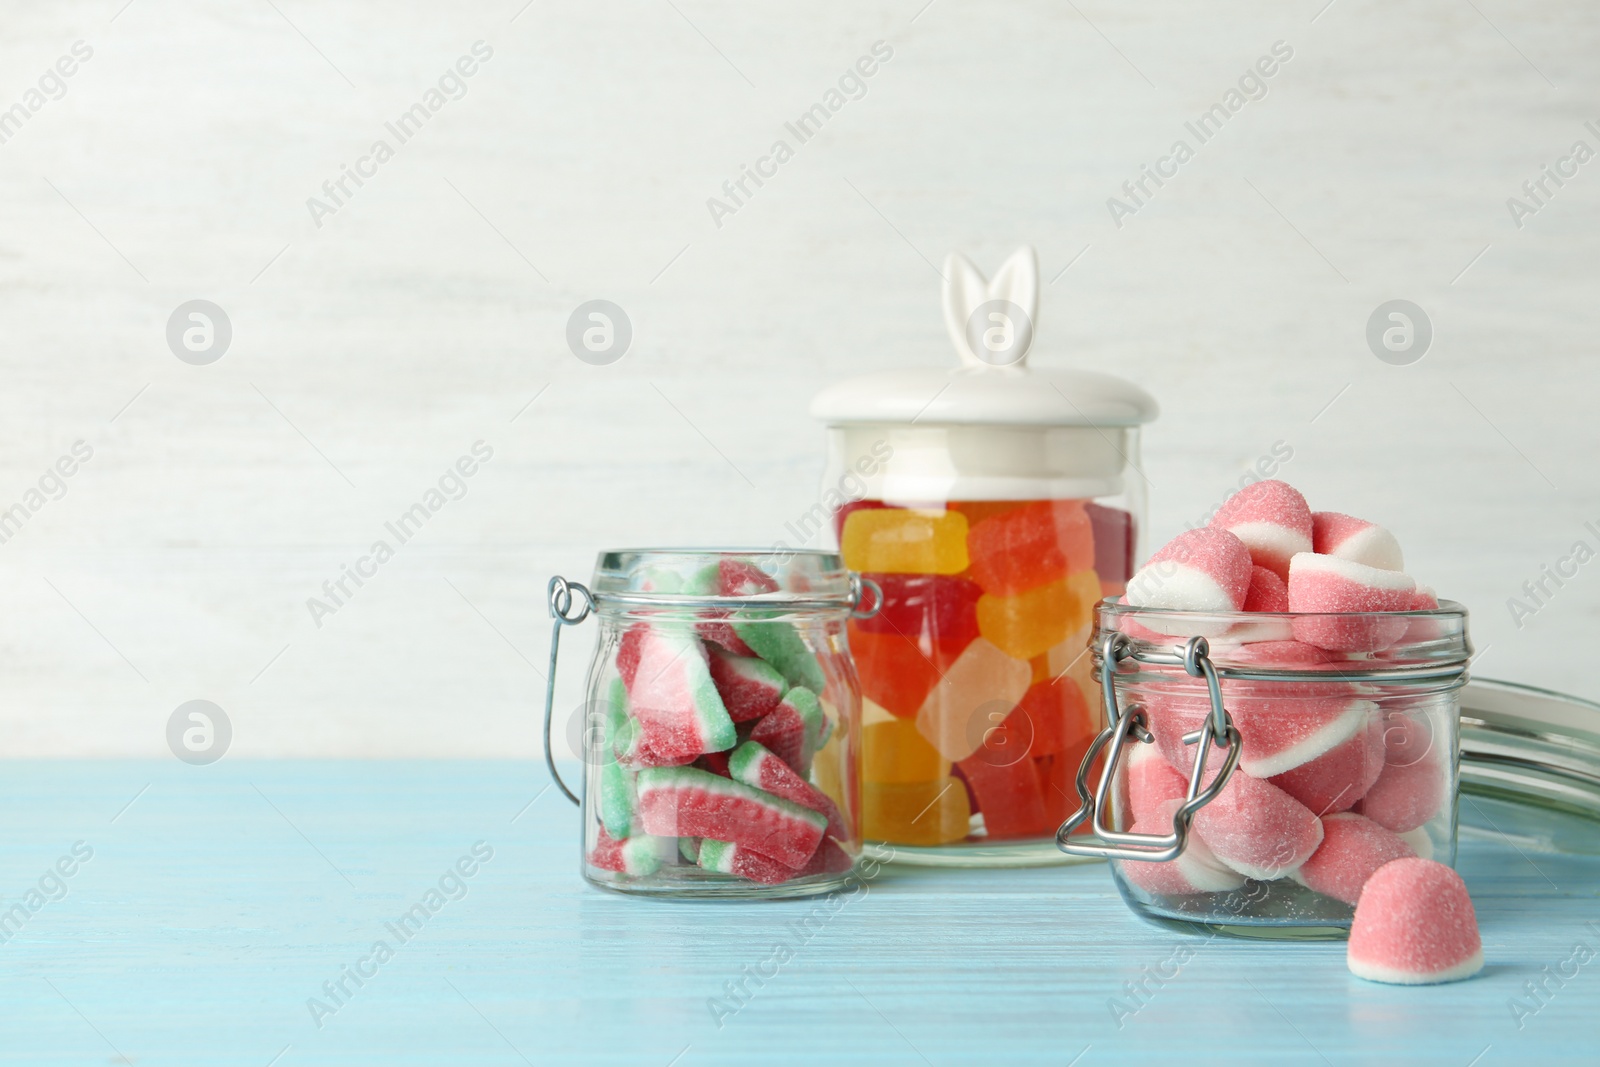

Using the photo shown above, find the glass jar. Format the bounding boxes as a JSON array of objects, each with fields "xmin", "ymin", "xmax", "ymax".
[
  {"xmin": 543, "ymin": 549, "xmax": 864, "ymax": 898},
  {"xmin": 809, "ymin": 245, "xmax": 1158, "ymax": 866},
  {"xmin": 1060, "ymin": 600, "xmax": 1471, "ymax": 938}
]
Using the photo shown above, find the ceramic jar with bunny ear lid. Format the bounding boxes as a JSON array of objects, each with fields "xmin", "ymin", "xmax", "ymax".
[{"xmin": 810, "ymin": 245, "xmax": 1159, "ymax": 866}]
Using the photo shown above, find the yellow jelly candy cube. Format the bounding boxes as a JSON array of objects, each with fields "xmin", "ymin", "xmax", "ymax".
[
  {"xmin": 864, "ymin": 718, "xmax": 950, "ymax": 785},
  {"xmin": 841, "ymin": 508, "xmax": 970, "ymax": 575},
  {"xmin": 864, "ymin": 777, "xmax": 972, "ymax": 845}
]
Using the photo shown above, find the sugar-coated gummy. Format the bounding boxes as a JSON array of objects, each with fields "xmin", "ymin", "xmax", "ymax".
[
  {"xmin": 1348, "ymin": 858, "xmax": 1482, "ymax": 984},
  {"xmin": 635, "ymin": 765, "xmax": 826, "ymax": 869}
]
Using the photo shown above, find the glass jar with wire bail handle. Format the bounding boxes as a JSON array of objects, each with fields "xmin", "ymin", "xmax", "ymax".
[
  {"xmin": 543, "ymin": 549, "xmax": 879, "ymax": 898},
  {"xmin": 1058, "ymin": 599, "xmax": 1471, "ymax": 938}
]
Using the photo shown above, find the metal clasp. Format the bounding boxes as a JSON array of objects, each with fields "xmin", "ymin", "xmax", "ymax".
[
  {"xmin": 1056, "ymin": 633, "xmax": 1242, "ymax": 862},
  {"xmin": 543, "ymin": 575, "xmax": 594, "ymax": 807}
]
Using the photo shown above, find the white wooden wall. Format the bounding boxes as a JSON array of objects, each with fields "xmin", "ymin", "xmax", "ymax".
[{"xmin": 2, "ymin": 0, "xmax": 1595, "ymax": 756}]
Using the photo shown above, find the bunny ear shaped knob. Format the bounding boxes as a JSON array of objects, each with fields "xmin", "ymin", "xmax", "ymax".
[{"xmin": 942, "ymin": 245, "xmax": 1040, "ymax": 370}]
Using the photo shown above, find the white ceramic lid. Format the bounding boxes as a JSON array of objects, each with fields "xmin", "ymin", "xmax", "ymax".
[{"xmin": 810, "ymin": 246, "xmax": 1159, "ymax": 428}]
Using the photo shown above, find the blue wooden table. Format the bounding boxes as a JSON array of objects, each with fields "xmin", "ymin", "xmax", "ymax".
[{"xmin": 2, "ymin": 761, "xmax": 1594, "ymax": 1066}]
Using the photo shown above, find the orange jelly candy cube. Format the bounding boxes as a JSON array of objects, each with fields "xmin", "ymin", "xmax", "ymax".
[
  {"xmin": 841, "ymin": 508, "xmax": 970, "ymax": 575},
  {"xmin": 966, "ymin": 500, "xmax": 1095, "ymax": 595},
  {"xmin": 849, "ymin": 627, "xmax": 967, "ymax": 719},
  {"xmin": 976, "ymin": 575, "xmax": 1096, "ymax": 662}
]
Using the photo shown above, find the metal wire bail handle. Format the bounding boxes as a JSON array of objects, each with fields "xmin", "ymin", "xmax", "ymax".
[
  {"xmin": 543, "ymin": 575, "xmax": 595, "ymax": 806},
  {"xmin": 1056, "ymin": 633, "xmax": 1243, "ymax": 862}
]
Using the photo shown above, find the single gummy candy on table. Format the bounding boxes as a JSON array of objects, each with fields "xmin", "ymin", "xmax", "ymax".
[
  {"xmin": 1347, "ymin": 859, "xmax": 1482, "ymax": 984},
  {"xmin": 840, "ymin": 507, "xmax": 971, "ymax": 575},
  {"xmin": 965, "ymin": 499, "xmax": 1095, "ymax": 596}
]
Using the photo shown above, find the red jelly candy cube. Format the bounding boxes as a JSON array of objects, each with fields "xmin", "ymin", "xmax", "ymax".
[
  {"xmin": 1012, "ymin": 676, "xmax": 1095, "ymax": 758},
  {"xmin": 1085, "ymin": 502, "xmax": 1136, "ymax": 587},
  {"xmin": 958, "ymin": 748, "xmax": 1050, "ymax": 839},
  {"xmin": 849, "ymin": 627, "xmax": 966, "ymax": 719},
  {"xmin": 853, "ymin": 572, "xmax": 982, "ymax": 649},
  {"xmin": 967, "ymin": 500, "xmax": 1096, "ymax": 596}
]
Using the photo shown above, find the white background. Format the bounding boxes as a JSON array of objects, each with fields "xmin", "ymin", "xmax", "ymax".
[{"xmin": 1, "ymin": 0, "xmax": 1595, "ymax": 757}]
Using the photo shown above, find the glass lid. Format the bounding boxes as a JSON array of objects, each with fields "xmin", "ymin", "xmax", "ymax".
[{"xmin": 1458, "ymin": 678, "xmax": 1600, "ymax": 849}]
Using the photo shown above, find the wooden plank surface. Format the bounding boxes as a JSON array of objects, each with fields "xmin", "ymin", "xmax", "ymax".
[{"xmin": 0, "ymin": 760, "xmax": 1594, "ymax": 1065}]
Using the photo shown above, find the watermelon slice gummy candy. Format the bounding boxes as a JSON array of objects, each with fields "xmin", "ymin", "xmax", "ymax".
[
  {"xmin": 624, "ymin": 626, "xmax": 737, "ymax": 765},
  {"xmin": 587, "ymin": 827, "xmax": 663, "ymax": 877},
  {"xmin": 732, "ymin": 618, "xmax": 826, "ymax": 693},
  {"xmin": 635, "ymin": 766, "xmax": 827, "ymax": 869},
  {"xmin": 706, "ymin": 645, "xmax": 786, "ymax": 723},
  {"xmin": 749, "ymin": 686, "xmax": 827, "ymax": 777},
  {"xmin": 728, "ymin": 740, "xmax": 848, "ymax": 841},
  {"xmin": 696, "ymin": 838, "xmax": 799, "ymax": 885}
]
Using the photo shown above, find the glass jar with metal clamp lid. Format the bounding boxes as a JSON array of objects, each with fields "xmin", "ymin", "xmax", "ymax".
[
  {"xmin": 1059, "ymin": 600, "xmax": 1471, "ymax": 938},
  {"xmin": 542, "ymin": 549, "xmax": 878, "ymax": 898}
]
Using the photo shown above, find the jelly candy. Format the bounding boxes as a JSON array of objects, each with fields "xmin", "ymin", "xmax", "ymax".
[
  {"xmin": 1085, "ymin": 502, "xmax": 1136, "ymax": 591},
  {"xmin": 624, "ymin": 626, "xmax": 737, "ymax": 765},
  {"xmin": 976, "ymin": 574, "xmax": 1096, "ymax": 661},
  {"xmin": 957, "ymin": 751, "xmax": 1049, "ymax": 839},
  {"xmin": 850, "ymin": 628, "xmax": 966, "ymax": 719},
  {"xmin": 1209, "ymin": 479, "xmax": 1313, "ymax": 580},
  {"xmin": 1117, "ymin": 800, "xmax": 1245, "ymax": 895},
  {"xmin": 1292, "ymin": 812, "xmax": 1415, "ymax": 906},
  {"xmin": 863, "ymin": 777, "xmax": 971, "ymax": 845},
  {"xmin": 840, "ymin": 507, "xmax": 970, "ymax": 575},
  {"xmin": 915, "ymin": 637, "xmax": 1032, "ymax": 761},
  {"xmin": 1287, "ymin": 554, "xmax": 1415, "ymax": 652},
  {"xmin": 831, "ymin": 498, "xmax": 889, "ymax": 545},
  {"xmin": 852, "ymin": 572, "xmax": 982, "ymax": 649},
  {"xmin": 1358, "ymin": 744, "xmax": 1446, "ymax": 834},
  {"xmin": 729, "ymin": 741, "xmax": 848, "ymax": 841},
  {"xmin": 950, "ymin": 500, "xmax": 1027, "ymax": 526},
  {"xmin": 1268, "ymin": 714, "xmax": 1385, "ymax": 815},
  {"xmin": 635, "ymin": 766, "xmax": 826, "ymax": 868},
  {"xmin": 706, "ymin": 646, "xmax": 786, "ymax": 723},
  {"xmin": 696, "ymin": 838, "xmax": 804, "ymax": 885},
  {"xmin": 749, "ymin": 686, "xmax": 826, "ymax": 777},
  {"xmin": 587, "ymin": 827, "xmax": 663, "ymax": 877},
  {"xmin": 966, "ymin": 500, "xmax": 1094, "ymax": 595},
  {"xmin": 1011, "ymin": 675, "xmax": 1094, "ymax": 758},
  {"xmin": 863, "ymin": 717, "xmax": 949, "ymax": 785},
  {"xmin": 1191, "ymin": 772, "xmax": 1323, "ymax": 880},
  {"xmin": 1347, "ymin": 859, "xmax": 1482, "ymax": 984},
  {"xmin": 732, "ymin": 618, "xmax": 827, "ymax": 693}
]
